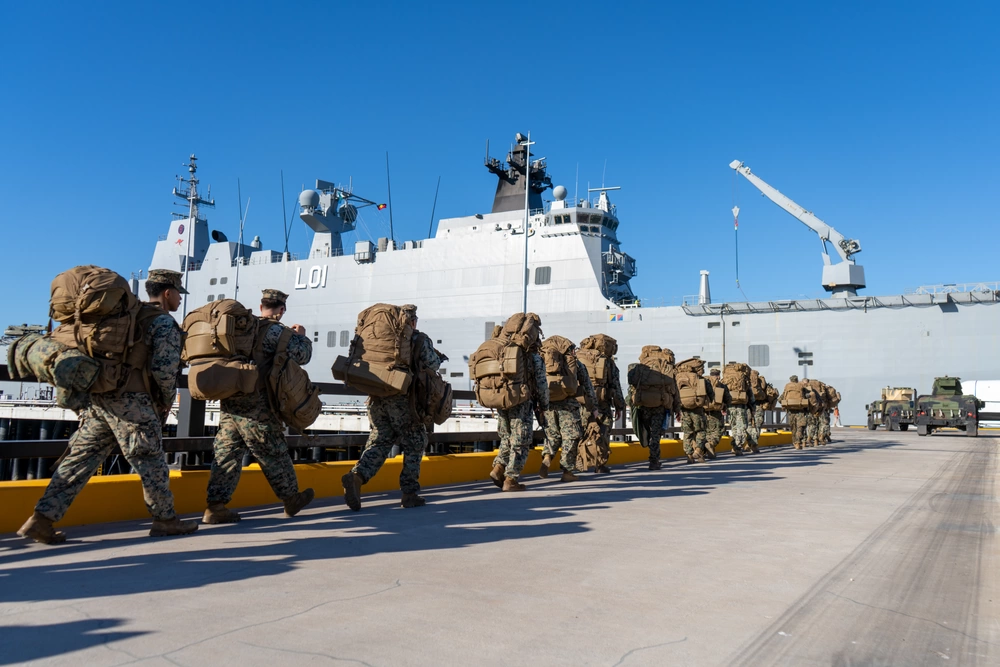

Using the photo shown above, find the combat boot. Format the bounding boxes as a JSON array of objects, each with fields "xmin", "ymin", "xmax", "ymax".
[
  {"xmin": 793, "ymin": 442, "xmax": 802, "ymax": 450},
  {"xmin": 283, "ymin": 488, "xmax": 315, "ymax": 517},
  {"xmin": 502, "ymin": 477, "xmax": 526, "ymax": 492},
  {"xmin": 342, "ymin": 471, "xmax": 363, "ymax": 511},
  {"xmin": 704, "ymin": 442, "xmax": 717, "ymax": 459},
  {"xmin": 749, "ymin": 444, "xmax": 760, "ymax": 454},
  {"xmin": 149, "ymin": 517, "xmax": 199, "ymax": 538},
  {"xmin": 732, "ymin": 446, "xmax": 744, "ymax": 457},
  {"xmin": 400, "ymin": 493, "xmax": 426, "ymax": 508},
  {"xmin": 539, "ymin": 454, "xmax": 552, "ymax": 478},
  {"xmin": 693, "ymin": 448, "xmax": 706, "ymax": 463},
  {"xmin": 203, "ymin": 503, "xmax": 241, "ymax": 524},
  {"xmin": 489, "ymin": 464, "xmax": 505, "ymax": 488},
  {"xmin": 560, "ymin": 470, "xmax": 579, "ymax": 483},
  {"xmin": 17, "ymin": 512, "xmax": 66, "ymax": 545},
  {"xmin": 595, "ymin": 465, "xmax": 612, "ymax": 474},
  {"xmin": 649, "ymin": 458, "xmax": 662, "ymax": 470}
]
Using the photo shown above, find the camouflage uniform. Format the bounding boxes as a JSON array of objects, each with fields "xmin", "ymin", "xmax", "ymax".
[
  {"xmin": 494, "ymin": 352, "xmax": 548, "ymax": 479},
  {"xmin": 779, "ymin": 378, "xmax": 807, "ymax": 448},
  {"xmin": 729, "ymin": 403, "xmax": 755, "ymax": 450},
  {"xmin": 750, "ymin": 405, "xmax": 766, "ymax": 442},
  {"xmin": 206, "ymin": 321, "xmax": 312, "ymax": 505},
  {"xmin": 35, "ymin": 313, "xmax": 181, "ymax": 523},
  {"xmin": 578, "ymin": 361, "xmax": 624, "ymax": 469},
  {"xmin": 353, "ymin": 334, "xmax": 441, "ymax": 492},
  {"xmin": 635, "ymin": 406, "xmax": 669, "ymax": 461},
  {"xmin": 820, "ymin": 411, "xmax": 832, "ymax": 444},
  {"xmin": 681, "ymin": 408, "xmax": 707, "ymax": 455},
  {"xmin": 543, "ymin": 360, "xmax": 597, "ymax": 473}
]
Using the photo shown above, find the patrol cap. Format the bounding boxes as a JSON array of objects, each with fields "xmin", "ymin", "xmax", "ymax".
[
  {"xmin": 401, "ymin": 304, "xmax": 418, "ymax": 319},
  {"xmin": 262, "ymin": 289, "xmax": 288, "ymax": 305},
  {"xmin": 789, "ymin": 374, "xmax": 799, "ymax": 382},
  {"xmin": 146, "ymin": 269, "xmax": 188, "ymax": 294},
  {"xmin": 709, "ymin": 368, "xmax": 720, "ymax": 376}
]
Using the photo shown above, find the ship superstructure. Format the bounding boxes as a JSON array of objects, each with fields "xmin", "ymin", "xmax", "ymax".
[{"xmin": 147, "ymin": 136, "xmax": 1000, "ymax": 425}]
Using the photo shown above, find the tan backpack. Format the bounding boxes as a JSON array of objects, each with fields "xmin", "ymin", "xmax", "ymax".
[
  {"xmin": 179, "ymin": 299, "xmax": 261, "ymax": 400},
  {"xmin": 627, "ymin": 346, "xmax": 678, "ymax": 409},
  {"xmin": 781, "ymin": 382, "xmax": 807, "ymax": 410},
  {"xmin": 47, "ymin": 265, "xmax": 147, "ymax": 395},
  {"xmin": 675, "ymin": 358, "xmax": 709, "ymax": 409},
  {"xmin": 541, "ymin": 335, "xmax": 580, "ymax": 402},
  {"xmin": 750, "ymin": 370, "xmax": 768, "ymax": 402},
  {"xmin": 410, "ymin": 332, "xmax": 452, "ymax": 426},
  {"xmin": 765, "ymin": 383, "xmax": 779, "ymax": 409},
  {"xmin": 722, "ymin": 362, "xmax": 751, "ymax": 405},
  {"xmin": 576, "ymin": 334, "xmax": 616, "ymax": 405},
  {"xmin": 332, "ymin": 303, "xmax": 414, "ymax": 397},
  {"xmin": 825, "ymin": 384, "xmax": 841, "ymax": 408},
  {"xmin": 468, "ymin": 312, "xmax": 541, "ymax": 410},
  {"xmin": 267, "ymin": 328, "xmax": 322, "ymax": 431},
  {"xmin": 705, "ymin": 376, "xmax": 728, "ymax": 411},
  {"xmin": 576, "ymin": 420, "xmax": 603, "ymax": 472},
  {"xmin": 807, "ymin": 380, "xmax": 827, "ymax": 411}
]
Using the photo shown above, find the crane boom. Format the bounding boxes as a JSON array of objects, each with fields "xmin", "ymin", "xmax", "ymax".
[{"xmin": 729, "ymin": 160, "xmax": 866, "ymax": 297}]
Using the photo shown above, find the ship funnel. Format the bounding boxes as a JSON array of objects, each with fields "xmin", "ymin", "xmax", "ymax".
[{"xmin": 698, "ymin": 270, "xmax": 711, "ymax": 305}]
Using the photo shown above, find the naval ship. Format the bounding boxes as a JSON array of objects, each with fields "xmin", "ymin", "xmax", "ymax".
[{"xmin": 147, "ymin": 139, "xmax": 1000, "ymax": 426}]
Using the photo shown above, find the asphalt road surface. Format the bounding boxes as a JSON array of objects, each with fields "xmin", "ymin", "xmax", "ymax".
[{"xmin": 1, "ymin": 430, "xmax": 996, "ymax": 666}]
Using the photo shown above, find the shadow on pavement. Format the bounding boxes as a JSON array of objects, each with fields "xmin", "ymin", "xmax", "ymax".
[{"xmin": 0, "ymin": 619, "xmax": 148, "ymax": 665}]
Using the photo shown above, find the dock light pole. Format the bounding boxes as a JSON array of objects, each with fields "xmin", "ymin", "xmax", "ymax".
[{"xmin": 521, "ymin": 132, "xmax": 534, "ymax": 313}]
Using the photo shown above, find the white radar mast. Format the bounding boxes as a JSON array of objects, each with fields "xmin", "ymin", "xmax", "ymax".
[{"xmin": 730, "ymin": 160, "xmax": 865, "ymax": 297}]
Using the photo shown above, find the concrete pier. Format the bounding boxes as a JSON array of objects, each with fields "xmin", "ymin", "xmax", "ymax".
[{"xmin": 1, "ymin": 430, "xmax": 996, "ymax": 666}]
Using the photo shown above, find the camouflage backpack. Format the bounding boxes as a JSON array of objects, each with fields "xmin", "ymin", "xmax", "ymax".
[
  {"xmin": 675, "ymin": 358, "xmax": 709, "ymax": 409},
  {"xmin": 333, "ymin": 303, "xmax": 414, "ymax": 397},
  {"xmin": 410, "ymin": 332, "xmax": 452, "ymax": 426},
  {"xmin": 627, "ymin": 345, "xmax": 678, "ymax": 409},
  {"xmin": 722, "ymin": 362, "xmax": 751, "ymax": 405},
  {"xmin": 47, "ymin": 265, "xmax": 150, "ymax": 395},
  {"xmin": 576, "ymin": 334, "xmax": 616, "ymax": 405},
  {"xmin": 781, "ymin": 382, "xmax": 807, "ymax": 410},
  {"xmin": 750, "ymin": 370, "xmax": 768, "ymax": 402},
  {"xmin": 266, "ymin": 327, "xmax": 322, "ymax": 432},
  {"xmin": 468, "ymin": 312, "xmax": 541, "ymax": 410},
  {"xmin": 540, "ymin": 335, "xmax": 580, "ymax": 402}
]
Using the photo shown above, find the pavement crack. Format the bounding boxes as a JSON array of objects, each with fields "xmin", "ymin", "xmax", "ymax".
[
  {"xmin": 610, "ymin": 637, "xmax": 687, "ymax": 666},
  {"xmin": 826, "ymin": 591, "xmax": 998, "ymax": 646},
  {"xmin": 159, "ymin": 580, "xmax": 403, "ymax": 660},
  {"xmin": 240, "ymin": 641, "xmax": 376, "ymax": 666}
]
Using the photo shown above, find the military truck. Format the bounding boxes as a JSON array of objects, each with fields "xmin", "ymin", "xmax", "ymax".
[
  {"xmin": 915, "ymin": 377, "xmax": 984, "ymax": 437},
  {"xmin": 866, "ymin": 387, "xmax": 916, "ymax": 431}
]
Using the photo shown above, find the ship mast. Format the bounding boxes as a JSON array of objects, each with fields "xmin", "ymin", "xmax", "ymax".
[
  {"xmin": 172, "ymin": 154, "xmax": 215, "ymax": 315},
  {"xmin": 521, "ymin": 132, "xmax": 533, "ymax": 313}
]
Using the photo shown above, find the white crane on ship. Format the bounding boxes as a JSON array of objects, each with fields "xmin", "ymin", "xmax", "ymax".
[{"xmin": 730, "ymin": 160, "xmax": 866, "ymax": 297}]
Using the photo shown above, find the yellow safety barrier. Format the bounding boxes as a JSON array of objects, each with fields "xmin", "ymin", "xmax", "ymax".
[{"xmin": 0, "ymin": 432, "xmax": 790, "ymax": 534}]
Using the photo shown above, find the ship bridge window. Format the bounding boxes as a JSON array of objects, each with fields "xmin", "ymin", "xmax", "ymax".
[
  {"xmin": 207, "ymin": 295, "xmax": 215, "ymax": 302},
  {"xmin": 707, "ymin": 322, "xmax": 721, "ymax": 329},
  {"xmin": 220, "ymin": 277, "xmax": 228, "ymax": 284},
  {"xmin": 340, "ymin": 330, "xmax": 349, "ymax": 347},
  {"xmin": 210, "ymin": 278, "xmax": 218, "ymax": 285},
  {"xmin": 535, "ymin": 266, "xmax": 552, "ymax": 285},
  {"xmin": 450, "ymin": 372, "xmax": 463, "ymax": 378},
  {"xmin": 749, "ymin": 345, "xmax": 770, "ymax": 367},
  {"xmin": 217, "ymin": 294, "xmax": 225, "ymax": 300},
  {"xmin": 327, "ymin": 332, "xmax": 337, "ymax": 348}
]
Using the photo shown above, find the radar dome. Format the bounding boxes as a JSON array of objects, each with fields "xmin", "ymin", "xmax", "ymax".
[
  {"xmin": 552, "ymin": 185, "xmax": 568, "ymax": 201},
  {"xmin": 299, "ymin": 190, "xmax": 320, "ymax": 209}
]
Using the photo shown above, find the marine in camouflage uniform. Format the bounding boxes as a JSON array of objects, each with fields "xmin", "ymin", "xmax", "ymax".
[
  {"xmin": 20, "ymin": 269, "xmax": 198, "ymax": 544},
  {"xmin": 542, "ymin": 357, "xmax": 597, "ymax": 480},
  {"xmin": 493, "ymin": 351, "xmax": 548, "ymax": 488},
  {"xmin": 805, "ymin": 381, "xmax": 826, "ymax": 447},
  {"xmin": 729, "ymin": 398, "xmax": 756, "ymax": 453},
  {"xmin": 578, "ymin": 362, "xmax": 625, "ymax": 473},
  {"xmin": 779, "ymin": 375, "xmax": 808, "ymax": 449},
  {"xmin": 704, "ymin": 369, "xmax": 733, "ymax": 457},
  {"xmin": 681, "ymin": 408, "xmax": 708, "ymax": 461},
  {"xmin": 348, "ymin": 313, "xmax": 442, "ymax": 508},
  {"xmin": 204, "ymin": 289, "xmax": 314, "ymax": 522}
]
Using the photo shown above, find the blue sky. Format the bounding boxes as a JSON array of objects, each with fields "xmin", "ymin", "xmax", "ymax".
[{"xmin": 1, "ymin": 1, "xmax": 997, "ymax": 325}]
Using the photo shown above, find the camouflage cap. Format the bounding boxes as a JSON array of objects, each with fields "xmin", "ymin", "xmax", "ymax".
[
  {"xmin": 262, "ymin": 289, "xmax": 289, "ymax": 305},
  {"xmin": 147, "ymin": 269, "xmax": 188, "ymax": 294},
  {"xmin": 789, "ymin": 374, "xmax": 799, "ymax": 382},
  {"xmin": 401, "ymin": 304, "xmax": 418, "ymax": 318},
  {"xmin": 709, "ymin": 368, "xmax": 720, "ymax": 376}
]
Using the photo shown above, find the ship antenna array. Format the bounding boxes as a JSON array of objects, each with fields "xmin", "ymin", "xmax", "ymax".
[
  {"xmin": 173, "ymin": 154, "xmax": 215, "ymax": 316},
  {"xmin": 520, "ymin": 131, "xmax": 534, "ymax": 312}
]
